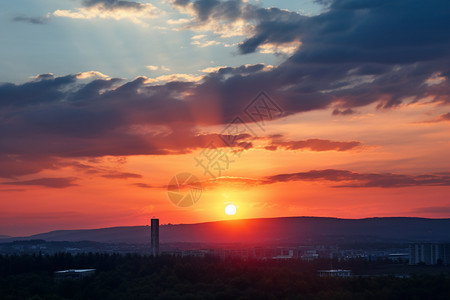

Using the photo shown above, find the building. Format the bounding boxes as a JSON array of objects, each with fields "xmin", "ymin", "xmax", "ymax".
[
  {"xmin": 151, "ymin": 218, "xmax": 159, "ymax": 256},
  {"xmin": 388, "ymin": 253, "xmax": 409, "ymax": 262},
  {"xmin": 317, "ymin": 269, "xmax": 352, "ymax": 278},
  {"xmin": 409, "ymin": 243, "xmax": 450, "ymax": 265},
  {"xmin": 272, "ymin": 248, "xmax": 297, "ymax": 259},
  {"xmin": 181, "ymin": 249, "xmax": 211, "ymax": 257},
  {"xmin": 301, "ymin": 250, "xmax": 319, "ymax": 261},
  {"xmin": 54, "ymin": 269, "xmax": 95, "ymax": 281}
]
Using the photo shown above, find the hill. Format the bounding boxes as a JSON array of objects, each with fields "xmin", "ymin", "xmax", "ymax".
[{"xmin": 2, "ymin": 217, "xmax": 450, "ymax": 244}]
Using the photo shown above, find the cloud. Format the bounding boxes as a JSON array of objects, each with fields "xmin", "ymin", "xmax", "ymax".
[
  {"xmin": 236, "ymin": 0, "xmax": 450, "ymax": 61},
  {"xmin": 1, "ymin": 177, "xmax": 78, "ymax": 188},
  {"xmin": 200, "ymin": 66, "xmax": 227, "ymax": 73},
  {"xmin": 190, "ymin": 34, "xmax": 236, "ymax": 48},
  {"xmin": 12, "ymin": 15, "xmax": 50, "ymax": 25},
  {"xmin": 172, "ymin": 0, "xmax": 245, "ymax": 23},
  {"xmin": 59, "ymin": 159, "xmax": 147, "ymax": 181},
  {"xmin": 167, "ymin": 18, "xmax": 191, "ymax": 25},
  {"xmin": 76, "ymin": 71, "xmax": 110, "ymax": 79},
  {"xmin": 191, "ymin": 38, "xmax": 221, "ymax": 47},
  {"xmin": 146, "ymin": 65, "xmax": 170, "ymax": 71},
  {"xmin": 143, "ymin": 73, "xmax": 203, "ymax": 83},
  {"xmin": 191, "ymin": 169, "xmax": 450, "ymax": 190},
  {"xmin": 0, "ymin": 153, "xmax": 68, "ymax": 179},
  {"xmin": 257, "ymin": 41, "xmax": 301, "ymax": 55},
  {"xmin": 2, "ymin": 0, "xmax": 450, "ymax": 179},
  {"xmin": 263, "ymin": 169, "xmax": 450, "ymax": 188},
  {"xmin": 332, "ymin": 108, "xmax": 356, "ymax": 116},
  {"xmin": 170, "ymin": 0, "xmax": 450, "ymax": 112},
  {"xmin": 171, "ymin": 0, "xmax": 254, "ymax": 37},
  {"xmin": 0, "ymin": 75, "xmax": 259, "ymax": 177},
  {"xmin": 204, "ymin": 176, "xmax": 262, "ymax": 189},
  {"xmin": 420, "ymin": 112, "xmax": 450, "ymax": 123},
  {"xmin": 133, "ymin": 182, "xmax": 154, "ymax": 188},
  {"xmin": 146, "ymin": 65, "xmax": 159, "ymax": 71},
  {"xmin": 53, "ymin": 0, "xmax": 159, "ymax": 23},
  {"xmin": 101, "ymin": 172, "xmax": 142, "ymax": 179},
  {"xmin": 264, "ymin": 138, "xmax": 362, "ymax": 152}
]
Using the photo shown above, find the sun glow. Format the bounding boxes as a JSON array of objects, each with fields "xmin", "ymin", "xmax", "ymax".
[{"xmin": 225, "ymin": 204, "xmax": 237, "ymax": 215}]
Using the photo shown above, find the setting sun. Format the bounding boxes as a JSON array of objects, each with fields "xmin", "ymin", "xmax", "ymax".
[{"xmin": 225, "ymin": 204, "xmax": 237, "ymax": 215}]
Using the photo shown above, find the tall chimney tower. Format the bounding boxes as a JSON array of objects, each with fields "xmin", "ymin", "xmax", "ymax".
[{"xmin": 151, "ymin": 218, "xmax": 159, "ymax": 256}]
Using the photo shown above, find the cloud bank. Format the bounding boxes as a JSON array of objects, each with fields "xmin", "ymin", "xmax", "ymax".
[
  {"xmin": 53, "ymin": 0, "xmax": 159, "ymax": 23},
  {"xmin": 2, "ymin": 0, "xmax": 450, "ymax": 181},
  {"xmin": 211, "ymin": 169, "xmax": 450, "ymax": 189}
]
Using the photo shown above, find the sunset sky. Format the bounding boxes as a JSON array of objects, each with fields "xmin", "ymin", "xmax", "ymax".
[{"xmin": 1, "ymin": 0, "xmax": 450, "ymax": 236}]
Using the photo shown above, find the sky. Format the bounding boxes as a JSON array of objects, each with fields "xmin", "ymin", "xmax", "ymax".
[{"xmin": 1, "ymin": 0, "xmax": 450, "ymax": 236}]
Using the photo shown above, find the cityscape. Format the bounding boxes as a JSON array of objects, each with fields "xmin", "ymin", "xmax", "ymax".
[
  {"xmin": 1, "ymin": 218, "xmax": 449, "ymax": 268},
  {"xmin": 1, "ymin": 0, "xmax": 450, "ymax": 298}
]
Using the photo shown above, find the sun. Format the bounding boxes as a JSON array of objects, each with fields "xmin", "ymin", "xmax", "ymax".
[{"xmin": 225, "ymin": 204, "xmax": 237, "ymax": 215}]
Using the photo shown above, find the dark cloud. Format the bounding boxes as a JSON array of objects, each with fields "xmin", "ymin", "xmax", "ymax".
[
  {"xmin": 133, "ymin": 182, "xmax": 154, "ymax": 188},
  {"xmin": 0, "ymin": 82, "xmax": 257, "ymax": 177},
  {"xmin": 238, "ymin": 0, "xmax": 450, "ymax": 62},
  {"xmin": 0, "ymin": 74, "xmax": 76, "ymax": 107},
  {"xmin": 201, "ymin": 168, "xmax": 450, "ymax": 189},
  {"xmin": 420, "ymin": 112, "xmax": 450, "ymax": 123},
  {"xmin": 0, "ymin": 155, "xmax": 59, "ymax": 179},
  {"xmin": 1, "ymin": 177, "xmax": 78, "ymax": 188},
  {"xmin": 81, "ymin": 0, "xmax": 151, "ymax": 11},
  {"xmin": 12, "ymin": 15, "xmax": 50, "ymax": 25},
  {"xmin": 210, "ymin": 64, "xmax": 267, "ymax": 76},
  {"xmin": 1, "ymin": 0, "xmax": 450, "ymax": 178},
  {"xmin": 101, "ymin": 172, "xmax": 142, "ymax": 179},
  {"xmin": 440, "ymin": 113, "xmax": 450, "ymax": 121},
  {"xmin": 263, "ymin": 169, "xmax": 450, "ymax": 188},
  {"xmin": 332, "ymin": 108, "xmax": 356, "ymax": 116},
  {"xmin": 171, "ymin": 0, "xmax": 450, "ymax": 112},
  {"xmin": 173, "ymin": 0, "xmax": 191, "ymax": 6},
  {"xmin": 265, "ymin": 138, "xmax": 361, "ymax": 152},
  {"xmin": 173, "ymin": 0, "xmax": 244, "ymax": 22}
]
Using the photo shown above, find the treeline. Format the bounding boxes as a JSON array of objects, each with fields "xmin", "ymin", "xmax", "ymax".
[{"xmin": 0, "ymin": 253, "xmax": 449, "ymax": 299}]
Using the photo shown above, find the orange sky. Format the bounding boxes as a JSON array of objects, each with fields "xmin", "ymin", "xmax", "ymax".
[{"xmin": 2, "ymin": 102, "xmax": 450, "ymax": 236}]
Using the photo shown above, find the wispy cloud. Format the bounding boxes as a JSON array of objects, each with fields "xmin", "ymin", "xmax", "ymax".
[
  {"xmin": 2, "ymin": 0, "xmax": 450, "ymax": 182},
  {"xmin": 142, "ymin": 73, "xmax": 203, "ymax": 83},
  {"xmin": 264, "ymin": 169, "xmax": 450, "ymax": 188},
  {"xmin": 1, "ymin": 177, "xmax": 78, "ymax": 188},
  {"xmin": 421, "ymin": 112, "xmax": 450, "ymax": 123},
  {"xmin": 53, "ymin": 0, "xmax": 159, "ymax": 24},
  {"xmin": 101, "ymin": 172, "xmax": 142, "ymax": 179},
  {"xmin": 264, "ymin": 138, "xmax": 362, "ymax": 152},
  {"xmin": 133, "ymin": 182, "xmax": 155, "ymax": 189},
  {"xmin": 12, "ymin": 14, "xmax": 50, "ymax": 25},
  {"xmin": 203, "ymin": 169, "xmax": 450, "ymax": 189}
]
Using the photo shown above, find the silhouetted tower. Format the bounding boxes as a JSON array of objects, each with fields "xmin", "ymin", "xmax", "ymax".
[{"xmin": 151, "ymin": 218, "xmax": 159, "ymax": 256}]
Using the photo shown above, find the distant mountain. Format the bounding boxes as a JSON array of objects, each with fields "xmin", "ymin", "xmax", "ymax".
[
  {"xmin": 2, "ymin": 217, "xmax": 450, "ymax": 245},
  {"xmin": 0, "ymin": 235, "xmax": 11, "ymax": 239}
]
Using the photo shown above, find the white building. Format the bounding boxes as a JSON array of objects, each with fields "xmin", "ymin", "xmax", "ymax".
[
  {"xmin": 317, "ymin": 269, "xmax": 352, "ymax": 278},
  {"xmin": 54, "ymin": 269, "xmax": 96, "ymax": 281},
  {"xmin": 409, "ymin": 243, "xmax": 450, "ymax": 265}
]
